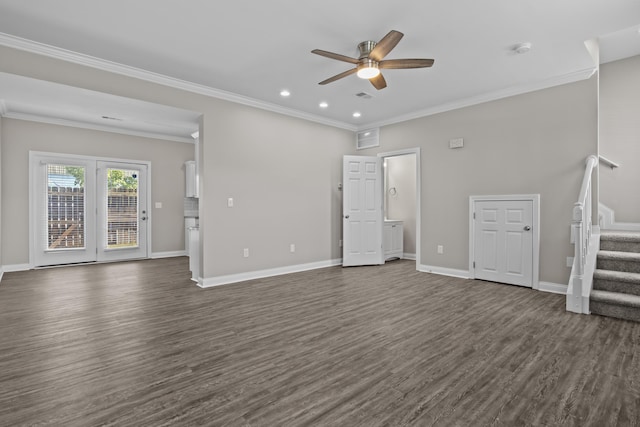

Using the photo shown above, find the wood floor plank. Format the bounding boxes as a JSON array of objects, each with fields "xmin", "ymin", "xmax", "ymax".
[{"xmin": 1, "ymin": 257, "xmax": 640, "ymax": 426}]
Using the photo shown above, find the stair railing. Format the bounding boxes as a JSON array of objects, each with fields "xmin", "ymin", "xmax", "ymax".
[{"xmin": 567, "ymin": 155, "xmax": 599, "ymax": 314}]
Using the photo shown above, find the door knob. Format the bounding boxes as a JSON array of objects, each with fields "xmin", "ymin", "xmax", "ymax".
[
  {"xmin": 344, "ymin": 215, "xmax": 350, "ymax": 219},
  {"xmin": 141, "ymin": 217, "xmax": 147, "ymax": 221},
  {"xmin": 524, "ymin": 225, "xmax": 531, "ymax": 231}
]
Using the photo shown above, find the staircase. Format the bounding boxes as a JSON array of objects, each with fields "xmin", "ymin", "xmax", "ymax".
[{"xmin": 590, "ymin": 231, "xmax": 640, "ymax": 322}]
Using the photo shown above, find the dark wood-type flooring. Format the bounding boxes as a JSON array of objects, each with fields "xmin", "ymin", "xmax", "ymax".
[{"xmin": 1, "ymin": 258, "xmax": 640, "ymax": 426}]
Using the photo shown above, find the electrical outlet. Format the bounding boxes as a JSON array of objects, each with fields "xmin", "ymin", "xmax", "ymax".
[
  {"xmin": 155, "ymin": 202, "xmax": 162, "ymax": 209},
  {"xmin": 227, "ymin": 197, "xmax": 234, "ymax": 208},
  {"xmin": 290, "ymin": 244, "xmax": 295, "ymax": 253},
  {"xmin": 243, "ymin": 248, "xmax": 249, "ymax": 258},
  {"xmin": 437, "ymin": 245, "xmax": 444, "ymax": 254}
]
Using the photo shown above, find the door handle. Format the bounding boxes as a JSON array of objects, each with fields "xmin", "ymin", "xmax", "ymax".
[{"xmin": 524, "ymin": 225, "xmax": 531, "ymax": 231}]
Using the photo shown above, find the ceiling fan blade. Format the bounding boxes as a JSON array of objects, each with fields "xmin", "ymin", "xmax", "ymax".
[
  {"xmin": 369, "ymin": 30, "xmax": 404, "ymax": 61},
  {"xmin": 311, "ymin": 49, "xmax": 359, "ymax": 64},
  {"xmin": 318, "ymin": 68, "xmax": 358, "ymax": 85},
  {"xmin": 379, "ymin": 58, "xmax": 435, "ymax": 69},
  {"xmin": 370, "ymin": 73, "xmax": 387, "ymax": 90}
]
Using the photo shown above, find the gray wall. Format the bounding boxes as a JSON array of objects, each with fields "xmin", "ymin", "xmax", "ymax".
[
  {"xmin": 0, "ymin": 117, "xmax": 3, "ymax": 272},
  {"xmin": 0, "ymin": 45, "xmax": 354, "ymax": 278},
  {"xmin": 600, "ymin": 55, "xmax": 640, "ymax": 223},
  {"xmin": 1, "ymin": 118, "xmax": 194, "ymax": 265},
  {"xmin": 385, "ymin": 154, "xmax": 416, "ymax": 256},
  {"xmin": 0, "ymin": 44, "xmax": 598, "ymax": 285},
  {"xmin": 360, "ymin": 77, "xmax": 598, "ymax": 284}
]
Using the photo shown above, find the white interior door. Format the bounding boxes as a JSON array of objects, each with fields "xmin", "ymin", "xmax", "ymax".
[
  {"xmin": 472, "ymin": 199, "xmax": 534, "ymax": 287},
  {"xmin": 96, "ymin": 161, "xmax": 148, "ymax": 262},
  {"xmin": 342, "ymin": 155, "xmax": 384, "ymax": 267},
  {"xmin": 31, "ymin": 153, "xmax": 149, "ymax": 267}
]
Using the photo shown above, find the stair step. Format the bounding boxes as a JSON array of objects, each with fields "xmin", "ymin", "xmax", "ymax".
[
  {"xmin": 597, "ymin": 251, "xmax": 640, "ymax": 274},
  {"xmin": 600, "ymin": 231, "xmax": 640, "ymax": 253},
  {"xmin": 590, "ymin": 290, "xmax": 640, "ymax": 322},
  {"xmin": 593, "ymin": 269, "xmax": 640, "ymax": 296}
]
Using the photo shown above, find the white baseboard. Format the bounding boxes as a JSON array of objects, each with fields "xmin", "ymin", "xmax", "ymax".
[
  {"xmin": 2, "ymin": 264, "xmax": 31, "ymax": 273},
  {"xmin": 538, "ymin": 281, "xmax": 567, "ymax": 295},
  {"xmin": 200, "ymin": 258, "xmax": 343, "ymax": 288},
  {"xmin": 402, "ymin": 253, "xmax": 416, "ymax": 261},
  {"xmin": 419, "ymin": 264, "xmax": 470, "ymax": 279},
  {"xmin": 151, "ymin": 250, "xmax": 187, "ymax": 259}
]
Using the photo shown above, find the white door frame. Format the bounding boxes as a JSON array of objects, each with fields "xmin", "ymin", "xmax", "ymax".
[
  {"xmin": 378, "ymin": 148, "xmax": 421, "ymax": 271},
  {"xmin": 29, "ymin": 151, "xmax": 152, "ymax": 268},
  {"xmin": 469, "ymin": 194, "xmax": 540, "ymax": 289}
]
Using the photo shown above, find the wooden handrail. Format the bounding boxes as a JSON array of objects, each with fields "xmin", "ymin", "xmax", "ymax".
[{"xmin": 599, "ymin": 155, "xmax": 620, "ymax": 169}]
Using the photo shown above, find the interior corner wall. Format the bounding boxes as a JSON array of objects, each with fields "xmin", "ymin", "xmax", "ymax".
[
  {"xmin": 1, "ymin": 118, "xmax": 194, "ymax": 266},
  {"xmin": 360, "ymin": 77, "xmax": 598, "ymax": 285},
  {"xmin": 599, "ymin": 55, "xmax": 640, "ymax": 223}
]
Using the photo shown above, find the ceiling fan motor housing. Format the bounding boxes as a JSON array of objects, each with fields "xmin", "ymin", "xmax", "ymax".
[{"xmin": 358, "ymin": 40, "xmax": 377, "ymax": 58}]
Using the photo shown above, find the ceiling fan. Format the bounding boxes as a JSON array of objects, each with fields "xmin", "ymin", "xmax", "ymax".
[{"xmin": 311, "ymin": 30, "xmax": 434, "ymax": 90}]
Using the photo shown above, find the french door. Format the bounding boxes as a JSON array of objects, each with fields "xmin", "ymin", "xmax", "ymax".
[{"xmin": 31, "ymin": 153, "xmax": 149, "ymax": 267}]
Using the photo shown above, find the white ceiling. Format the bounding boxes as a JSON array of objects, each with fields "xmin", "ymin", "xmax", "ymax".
[{"xmin": 0, "ymin": 0, "xmax": 639, "ymax": 134}]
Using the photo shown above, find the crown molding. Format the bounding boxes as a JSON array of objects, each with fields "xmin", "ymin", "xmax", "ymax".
[
  {"xmin": 0, "ymin": 33, "xmax": 596, "ymax": 135},
  {"xmin": 358, "ymin": 67, "xmax": 597, "ymax": 131},
  {"xmin": 0, "ymin": 33, "xmax": 357, "ymax": 132},
  {"xmin": 3, "ymin": 111, "xmax": 195, "ymax": 144}
]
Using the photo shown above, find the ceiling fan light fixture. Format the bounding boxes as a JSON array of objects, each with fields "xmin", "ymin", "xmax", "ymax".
[{"xmin": 357, "ymin": 60, "xmax": 380, "ymax": 79}]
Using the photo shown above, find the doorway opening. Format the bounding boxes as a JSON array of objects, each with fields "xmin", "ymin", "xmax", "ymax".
[{"xmin": 379, "ymin": 148, "xmax": 421, "ymax": 271}]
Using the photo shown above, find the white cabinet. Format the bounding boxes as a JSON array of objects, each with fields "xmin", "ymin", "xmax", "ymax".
[
  {"xmin": 185, "ymin": 160, "xmax": 198, "ymax": 198},
  {"xmin": 383, "ymin": 220, "xmax": 403, "ymax": 260}
]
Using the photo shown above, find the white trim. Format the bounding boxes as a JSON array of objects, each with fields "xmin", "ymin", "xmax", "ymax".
[
  {"xmin": 0, "ymin": 99, "xmax": 7, "ymax": 116},
  {"xmin": 3, "ymin": 112, "xmax": 194, "ymax": 144},
  {"xmin": 539, "ymin": 281, "xmax": 568, "ymax": 295},
  {"xmin": 199, "ymin": 259, "xmax": 343, "ymax": 288},
  {"xmin": 2, "ymin": 264, "xmax": 31, "ymax": 272},
  {"xmin": 469, "ymin": 194, "xmax": 541, "ymax": 289},
  {"xmin": 418, "ymin": 264, "xmax": 470, "ymax": 279},
  {"xmin": 151, "ymin": 250, "xmax": 187, "ymax": 259},
  {"xmin": 378, "ymin": 148, "xmax": 421, "ymax": 272},
  {"xmin": 0, "ymin": 33, "xmax": 356, "ymax": 132},
  {"xmin": 403, "ymin": 253, "xmax": 416, "ymax": 261},
  {"xmin": 599, "ymin": 203, "xmax": 640, "ymax": 231},
  {"xmin": 0, "ymin": 269, "xmax": 3, "ymax": 282},
  {"xmin": 362, "ymin": 68, "xmax": 596, "ymax": 130},
  {"xmin": 0, "ymin": 33, "xmax": 596, "ymax": 133}
]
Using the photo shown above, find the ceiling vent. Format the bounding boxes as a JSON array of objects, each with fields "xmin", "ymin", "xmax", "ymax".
[
  {"xmin": 356, "ymin": 128, "xmax": 379, "ymax": 150},
  {"xmin": 355, "ymin": 92, "xmax": 373, "ymax": 99}
]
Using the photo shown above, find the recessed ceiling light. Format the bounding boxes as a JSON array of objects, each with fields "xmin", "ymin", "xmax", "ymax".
[
  {"xmin": 319, "ymin": 102, "xmax": 328, "ymax": 108},
  {"xmin": 513, "ymin": 42, "xmax": 532, "ymax": 54},
  {"xmin": 280, "ymin": 90, "xmax": 291, "ymax": 97},
  {"xmin": 353, "ymin": 112, "xmax": 362, "ymax": 118}
]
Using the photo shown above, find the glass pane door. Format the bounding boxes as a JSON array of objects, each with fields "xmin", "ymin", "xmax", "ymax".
[
  {"xmin": 97, "ymin": 161, "xmax": 148, "ymax": 262},
  {"xmin": 32, "ymin": 154, "xmax": 96, "ymax": 267}
]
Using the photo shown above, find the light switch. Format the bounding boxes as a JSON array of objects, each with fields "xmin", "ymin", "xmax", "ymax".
[
  {"xmin": 227, "ymin": 197, "xmax": 234, "ymax": 208},
  {"xmin": 155, "ymin": 202, "xmax": 162, "ymax": 209}
]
